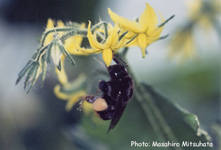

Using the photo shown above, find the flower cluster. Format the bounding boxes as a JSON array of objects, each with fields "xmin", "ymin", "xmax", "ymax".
[
  {"xmin": 169, "ymin": 0, "xmax": 220, "ymax": 60},
  {"xmin": 16, "ymin": 3, "xmax": 173, "ymax": 111}
]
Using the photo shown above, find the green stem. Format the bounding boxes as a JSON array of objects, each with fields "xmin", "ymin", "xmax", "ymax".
[{"xmin": 40, "ymin": 27, "xmax": 82, "ymax": 47}]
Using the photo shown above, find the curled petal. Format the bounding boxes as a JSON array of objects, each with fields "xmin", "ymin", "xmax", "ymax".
[
  {"xmin": 54, "ymin": 85, "xmax": 69, "ymax": 100},
  {"xmin": 105, "ymin": 23, "xmax": 119, "ymax": 48},
  {"xmin": 87, "ymin": 21, "xmax": 106, "ymax": 50},
  {"xmin": 112, "ymin": 36, "xmax": 128, "ymax": 50},
  {"xmin": 108, "ymin": 8, "xmax": 143, "ymax": 33},
  {"xmin": 55, "ymin": 56, "xmax": 68, "ymax": 85},
  {"xmin": 79, "ymin": 48, "xmax": 102, "ymax": 54},
  {"xmin": 65, "ymin": 36, "xmax": 88, "ymax": 55},
  {"xmin": 102, "ymin": 48, "xmax": 113, "ymax": 66},
  {"xmin": 74, "ymin": 41, "xmax": 102, "ymax": 54}
]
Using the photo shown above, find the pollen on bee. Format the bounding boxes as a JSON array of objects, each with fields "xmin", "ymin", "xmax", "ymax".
[{"xmin": 92, "ymin": 98, "xmax": 108, "ymax": 111}]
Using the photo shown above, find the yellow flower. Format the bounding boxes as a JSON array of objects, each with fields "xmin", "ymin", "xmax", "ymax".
[
  {"xmin": 55, "ymin": 22, "xmax": 86, "ymax": 84},
  {"xmin": 54, "ymin": 71, "xmax": 91, "ymax": 113},
  {"xmin": 64, "ymin": 23, "xmax": 88, "ymax": 55},
  {"xmin": 108, "ymin": 3, "xmax": 165, "ymax": 58},
  {"xmin": 76, "ymin": 21, "xmax": 127, "ymax": 66},
  {"xmin": 44, "ymin": 19, "xmax": 91, "ymax": 112},
  {"xmin": 44, "ymin": 19, "xmax": 87, "ymax": 67},
  {"xmin": 188, "ymin": 0, "xmax": 219, "ymax": 31},
  {"xmin": 169, "ymin": 0, "xmax": 220, "ymax": 61},
  {"xmin": 169, "ymin": 31, "xmax": 195, "ymax": 60},
  {"xmin": 55, "ymin": 86, "xmax": 87, "ymax": 111}
]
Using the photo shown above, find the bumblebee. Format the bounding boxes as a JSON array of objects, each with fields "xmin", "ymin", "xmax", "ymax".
[{"xmin": 83, "ymin": 62, "xmax": 134, "ymax": 132}]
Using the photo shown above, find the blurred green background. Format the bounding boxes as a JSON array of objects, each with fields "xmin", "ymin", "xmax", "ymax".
[{"xmin": 0, "ymin": 0, "xmax": 220, "ymax": 150}]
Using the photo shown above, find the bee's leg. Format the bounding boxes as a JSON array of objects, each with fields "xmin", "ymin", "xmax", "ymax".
[
  {"xmin": 113, "ymin": 56, "xmax": 128, "ymax": 67},
  {"xmin": 78, "ymin": 95, "xmax": 100, "ymax": 111},
  {"xmin": 98, "ymin": 80, "xmax": 108, "ymax": 93},
  {"xmin": 84, "ymin": 95, "xmax": 100, "ymax": 103}
]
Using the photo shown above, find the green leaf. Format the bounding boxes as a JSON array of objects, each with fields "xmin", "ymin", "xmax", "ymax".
[{"xmin": 134, "ymin": 83, "xmax": 213, "ymax": 150}]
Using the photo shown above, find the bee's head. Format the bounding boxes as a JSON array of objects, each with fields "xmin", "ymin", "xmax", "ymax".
[{"xmin": 108, "ymin": 64, "xmax": 128, "ymax": 80}]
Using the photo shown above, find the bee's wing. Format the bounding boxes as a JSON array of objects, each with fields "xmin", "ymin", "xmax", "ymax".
[{"xmin": 108, "ymin": 95, "xmax": 127, "ymax": 132}]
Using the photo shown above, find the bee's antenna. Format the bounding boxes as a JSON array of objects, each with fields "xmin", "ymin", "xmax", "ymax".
[{"xmin": 93, "ymin": 57, "xmax": 106, "ymax": 68}]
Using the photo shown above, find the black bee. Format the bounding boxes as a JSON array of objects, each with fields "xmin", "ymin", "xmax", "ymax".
[{"xmin": 83, "ymin": 60, "xmax": 134, "ymax": 132}]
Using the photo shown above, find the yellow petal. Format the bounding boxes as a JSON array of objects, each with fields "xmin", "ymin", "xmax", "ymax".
[
  {"xmin": 66, "ymin": 97, "xmax": 78, "ymax": 111},
  {"xmin": 125, "ymin": 31, "xmax": 137, "ymax": 39},
  {"xmin": 137, "ymin": 33, "xmax": 148, "ymax": 58},
  {"xmin": 87, "ymin": 21, "xmax": 106, "ymax": 49},
  {"xmin": 126, "ymin": 36, "xmax": 138, "ymax": 47},
  {"xmin": 78, "ymin": 48, "xmax": 102, "ymax": 54},
  {"xmin": 148, "ymin": 27, "xmax": 164, "ymax": 44},
  {"xmin": 146, "ymin": 7, "xmax": 159, "ymax": 34},
  {"xmin": 65, "ymin": 35, "xmax": 89, "ymax": 55},
  {"xmin": 65, "ymin": 90, "xmax": 86, "ymax": 111},
  {"xmin": 112, "ymin": 36, "xmax": 128, "ymax": 50},
  {"xmin": 75, "ymin": 23, "xmax": 86, "ymax": 44},
  {"xmin": 57, "ymin": 20, "xmax": 65, "ymax": 38},
  {"xmin": 44, "ymin": 18, "xmax": 54, "ymax": 45},
  {"xmin": 139, "ymin": 3, "xmax": 152, "ymax": 31},
  {"xmin": 108, "ymin": 8, "xmax": 143, "ymax": 33},
  {"xmin": 74, "ymin": 40, "xmax": 102, "ymax": 54},
  {"xmin": 102, "ymin": 48, "xmax": 113, "ymax": 66},
  {"xmin": 46, "ymin": 18, "xmax": 54, "ymax": 29},
  {"xmin": 57, "ymin": 20, "xmax": 65, "ymax": 27},
  {"xmin": 105, "ymin": 23, "xmax": 119, "ymax": 48},
  {"xmin": 54, "ymin": 85, "xmax": 69, "ymax": 100}
]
